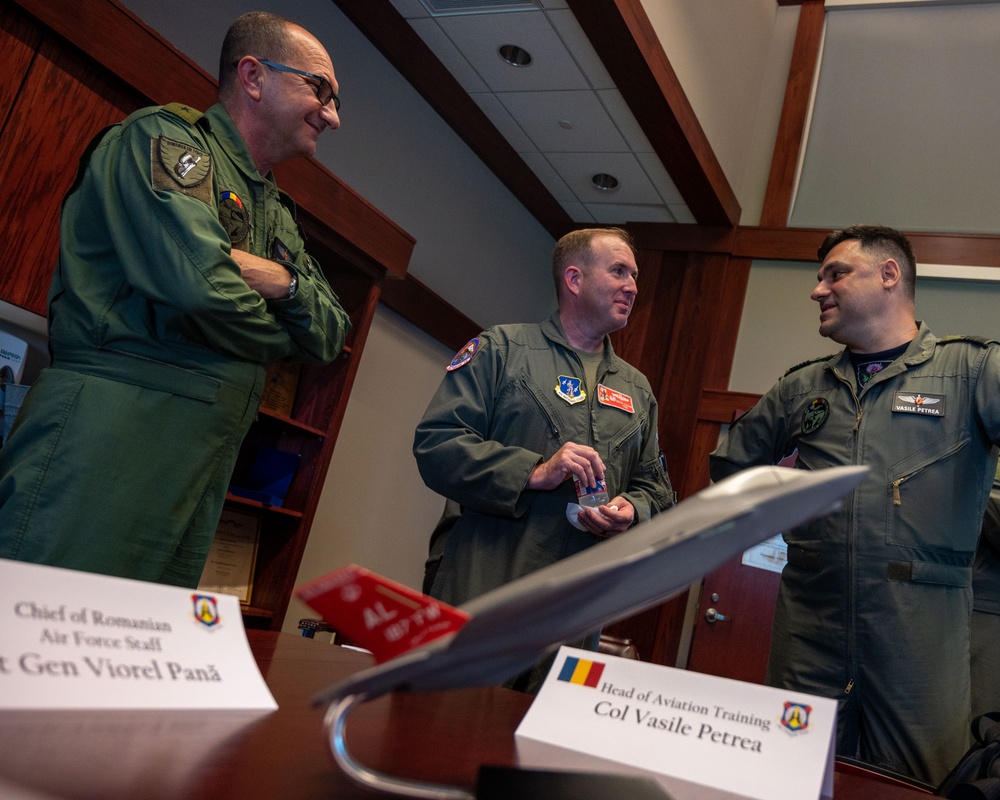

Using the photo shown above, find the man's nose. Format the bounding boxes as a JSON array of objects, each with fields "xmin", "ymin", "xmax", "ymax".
[{"xmin": 320, "ymin": 104, "xmax": 340, "ymax": 131}]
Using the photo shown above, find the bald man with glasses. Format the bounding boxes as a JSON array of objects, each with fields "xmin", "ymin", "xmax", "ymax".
[{"xmin": 0, "ymin": 12, "xmax": 349, "ymax": 588}]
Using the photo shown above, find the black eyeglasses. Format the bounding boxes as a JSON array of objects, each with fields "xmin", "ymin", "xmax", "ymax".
[{"xmin": 256, "ymin": 59, "xmax": 340, "ymax": 111}]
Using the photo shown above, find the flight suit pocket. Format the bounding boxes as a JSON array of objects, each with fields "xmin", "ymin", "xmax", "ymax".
[{"xmin": 885, "ymin": 427, "xmax": 974, "ymax": 554}]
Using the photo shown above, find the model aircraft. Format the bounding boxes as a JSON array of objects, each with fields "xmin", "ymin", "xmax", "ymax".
[{"xmin": 310, "ymin": 464, "xmax": 867, "ymax": 704}]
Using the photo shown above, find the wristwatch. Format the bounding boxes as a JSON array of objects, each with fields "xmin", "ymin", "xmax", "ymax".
[{"xmin": 286, "ymin": 270, "xmax": 298, "ymax": 299}]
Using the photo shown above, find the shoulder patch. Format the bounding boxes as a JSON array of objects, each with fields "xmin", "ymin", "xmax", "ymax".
[
  {"xmin": 150, "ymin": 135, "xmax": 212, "ymax": 205},
  {"xmin": 784, "ymin": 353, "xmax": 838, "ymax": 377},
  {"xmin": 162, "ymin": 102, "xmax": 204, "ymax": 125},
  {"xmin": 938, "ymin": 334, "xmax": 999, "ymax": 347},
  {"xmin": 446, "ymin": 337, "xmax": 481, "ymax": 371}
]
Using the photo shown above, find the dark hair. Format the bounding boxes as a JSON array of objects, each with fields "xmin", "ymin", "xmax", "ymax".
[
  {"xmin": 552, "ymin": 227, "xmax": 635, "ymax": 296},
  {"xmin": 818, "ymin": 224, "xmax": 916, "ymax": 299},
  {"xmin": 218, "ymin": 12, "xmax": 296, "ymax": 97}
]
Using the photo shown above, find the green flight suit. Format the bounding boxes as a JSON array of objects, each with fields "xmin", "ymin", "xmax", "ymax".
[
  {"xmin": 414, "ymin": 312, "xmax": 674, "ymax": 609},
  {"xmin": 971, "ymin": 477, "xmax": 1000, "ymax": 719},
  {"xmin": 710, "ymin": 323, "xmax": 1000, "ymax": 784},
  {"xmin": 0, "ymin": 103, "xmax": 349, "ymax": 587}
]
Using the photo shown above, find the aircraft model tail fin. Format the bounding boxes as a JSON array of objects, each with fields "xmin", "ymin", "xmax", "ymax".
[{"xmin": 295, "ymin": 564, "xmax": 470, "ymax": 663}]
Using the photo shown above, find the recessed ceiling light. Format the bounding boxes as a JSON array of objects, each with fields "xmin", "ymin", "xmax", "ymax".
[
  {"xmin": 498, "ymin": 44, "xmax": 532, "ymax": 67},
  {"xmin": 592, "ymin": 173, "xmax": 620, "ymax": 191}
]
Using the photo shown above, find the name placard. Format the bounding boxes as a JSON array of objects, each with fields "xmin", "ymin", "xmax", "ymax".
[
  {"xmin": 0, "ymin": 559, "xmax": 277, "ymax": 710},
  {"xmin": 516, "ymin": 646, "xmax": 835, "ymax": 800}
]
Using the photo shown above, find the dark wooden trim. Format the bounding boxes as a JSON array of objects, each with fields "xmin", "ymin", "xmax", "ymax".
[
  {"xmin": 630, "ymin": 223, "xmax": 738, "ymax": 254},
  {"xmin": 379, "ymin": 275, "xmax": 482, "ymax": 352},
  {"xmin": 630, "ymin": 224, "xmax": 1000, "ymax": 270},
  {"xmin": 330, "ymin": 0, "xmax": 574, "ymax": 240},
  {"xmin": 760, "ymin": 0, "xmax": 825, "ymax": 227},
  {"xmin": 569, "ymin": 0, "xmax": 740, "ymax": 227},
  {"xmin": 698, "ymin": 389, "xmax": 763, "ymax": 424},
  {"xmin": 11, "ymin": 0, "xmax": 414, "ymax": 279}
]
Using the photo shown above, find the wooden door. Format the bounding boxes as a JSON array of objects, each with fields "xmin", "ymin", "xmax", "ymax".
[
  {"xmin": 686, "ymin": 554, "xmax": 780, "ymax": 683},
  {"xmin": 685, "ymin": 448, "xmax": 796, "ymax": 683}
]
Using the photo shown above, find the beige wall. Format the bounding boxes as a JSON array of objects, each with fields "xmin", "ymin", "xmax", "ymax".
[
  {"xmin": 283, "ymin": 307, "xmax": 452, "ymax": 632},
  {"xmin": 730, "ymin": 261, "xmax": 1000, "ymax": 396}
]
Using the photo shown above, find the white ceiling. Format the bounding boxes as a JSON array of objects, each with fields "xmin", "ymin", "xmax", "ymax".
[{"xmin": 387, "ymin": 0, "xmax": 694, "ymax": 225}]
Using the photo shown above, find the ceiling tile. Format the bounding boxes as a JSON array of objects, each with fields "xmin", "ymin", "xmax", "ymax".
[
  {"xmin": 546, "ymin": 9, "xmax": 615, "ymax": 91},
  {"xmin": 596, "ymin": 89, "xmax": 653, "ymax": 153},
  {"xmin": 408, "ymin": 18, "xmax": 491, "ymax": 92},
  {"xmin": 470, "ymin": 93, "xmax": 537, "ymax": 151},
  {"xmin": 560, "ymin": 200, "xmax": 595, "ymax": 222},
  {"xmin": 635, "ymin": 151, "xmax": 684, "ymax": 204},
  {"xmin": 434, "ymin": 11, "xmax": 591, "ymax": 92},
  {"xmin": 497, "ymin": 90, "xmax": 629, "ymax": 153},
  {"xmin": 520, "ymin": 151, "xmax": 575, "ymax": 201},
  {"xmin": 544, "ymin": 151, "xmax": 663, "ymax": 206}
]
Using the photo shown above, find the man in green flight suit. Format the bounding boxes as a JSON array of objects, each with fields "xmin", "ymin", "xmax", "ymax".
[
  {"xmin": 0, "ymin": 12, "xmax": 350, "ymax": 587},
  {"xmin": 414, "ymin": 227, "xmax": 675, "ymax": 691},
  {"xmin": 710, "ymin": 225, "xmax": 1000, "ymax": 785}
]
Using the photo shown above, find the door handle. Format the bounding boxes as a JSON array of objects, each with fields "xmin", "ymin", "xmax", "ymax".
[{"xmin": 704, "ymin": 607, "xmax": 731, "ymax": 624}]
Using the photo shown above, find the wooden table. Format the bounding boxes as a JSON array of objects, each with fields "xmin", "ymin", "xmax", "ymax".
[{"xmin": 0, "ymin": 631, "xmax": 931, "ymax": 799}]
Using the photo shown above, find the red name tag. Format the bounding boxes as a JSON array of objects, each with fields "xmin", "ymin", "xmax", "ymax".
[
  {"xmin": 597, "ymin": 384, "xmax": 634, "ymax": 414},
  {"xmin": 295, "ymin": 565, "xmax": 470, "ymax": 663}
]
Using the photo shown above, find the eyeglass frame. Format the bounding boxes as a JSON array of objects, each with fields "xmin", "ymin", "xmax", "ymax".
[{"xmin": 249, "ymin": 58, "xmax": 340, "ymax": 111}]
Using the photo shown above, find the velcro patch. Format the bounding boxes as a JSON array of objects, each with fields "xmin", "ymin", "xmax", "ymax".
[
  {"xmin": 892, "ymin": 391, "xmax": 946, "ymax": 417},
  {"xmin": 597, "ymin": 384, "xmax": 634, "ymax": 413},
  {"xmin": 150, "ymin": 135, "xmax": 212, "ymax": 205},
  {"xmin": 447, "ymin": 337, "xmax": 480, "ymax": 371}
]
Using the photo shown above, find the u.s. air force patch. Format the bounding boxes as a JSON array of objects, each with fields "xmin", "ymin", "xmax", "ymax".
[
  {"xmin": 151, "ymin": 135, "xmax": 212, "ymax": 205},
  {"xmin": 801, "ymin": 398, "xmax": 830, "ymax": 434},
  {"xmin": 447, "ymin": 337, "xmax": 480, "ymax": 371},
  {"xmin": 555, "ymin": 375, "xmax": 586, "ymax": 405}
]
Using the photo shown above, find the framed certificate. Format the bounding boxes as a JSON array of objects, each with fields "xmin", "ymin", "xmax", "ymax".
[{"xmin": 197, "ymin": 508, "xmax": 261, "ymax": 605}]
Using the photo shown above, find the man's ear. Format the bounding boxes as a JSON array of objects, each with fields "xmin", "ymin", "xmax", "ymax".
[
  {"xmin": 563, "ymin": 265, "xmax": 582, "ymax": 297},
  {"xmin": 881, "ymin": 258, "xmax": 901, "ymax": 289},
  {"xmin": 236, "ymin": 56, "xmax": 265, "ymax": 102}
]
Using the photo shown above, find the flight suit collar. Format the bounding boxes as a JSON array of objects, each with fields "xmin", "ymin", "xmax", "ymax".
[
  {"xmin": 541, "ymin": 311, "xmax": 619, "ymax": 375},
  {"xmin": 826, "ymin": 320, "xmax": 936, "ymax": 389}
]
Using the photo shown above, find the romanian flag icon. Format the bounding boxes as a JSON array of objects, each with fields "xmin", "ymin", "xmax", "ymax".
[{"xmin": 557, "ymin": 655, "xmax": 605, "ymax": 687}]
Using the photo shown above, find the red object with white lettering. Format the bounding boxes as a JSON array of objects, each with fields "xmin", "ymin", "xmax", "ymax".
[{"xmin": 294, "ymin": 565, "xmax": 471, "ymax": 663}]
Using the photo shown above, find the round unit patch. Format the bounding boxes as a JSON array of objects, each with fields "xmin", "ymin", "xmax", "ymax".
[{"xmin": 801, "ymin": 398, "xmax": 830, "ymax": 435}]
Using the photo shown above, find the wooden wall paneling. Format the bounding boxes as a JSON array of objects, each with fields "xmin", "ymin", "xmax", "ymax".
[
  {"xmin": 603, "ymin": 248, "xmax": 684, "ymax": 666},
  {"xmin": 609, "ymin": 247, "xmax": 680, "ymax": 396},
  {"xmin": 759, "ymin": 0, "xmax": 825, "ymax": 228},
  {"xmin": 654, "ymin": 251, "xmax": 737, "ymax": 499},
  {"xmin": 0, "ymin": 15, "xmax": 140, "ymax": 313},
  {"xmin": 0, "ymin": 3, "xmax": 40, "ymax": 127}
]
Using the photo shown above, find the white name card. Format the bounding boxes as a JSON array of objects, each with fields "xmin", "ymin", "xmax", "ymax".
[
  {"xmin": 516, "ymin": 646, "xmax": 835, "ymax": 800},
  {"xmin": 0, "ymin": 559, "xmax": 277, "ymax": 710}
]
